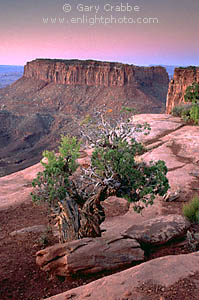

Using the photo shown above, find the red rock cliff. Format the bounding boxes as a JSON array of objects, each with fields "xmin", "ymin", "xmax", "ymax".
[
  {"xmin": 24, "ymin": 59, "xmax": 168, "ymax": 89},
  {"xmin": 166, "ymin": 67, "xmax": 199, "ymax": 114}
]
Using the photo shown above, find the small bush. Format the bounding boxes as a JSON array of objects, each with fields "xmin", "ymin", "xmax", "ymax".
[
  {"xmin": 184, "ymin": 82, "xmax": 199, "ymax": 103},
  {"xmin": 171, "ymin": 103, "xmax": 193, "ymax": 117},
  {"xmin": 183, "ymin": 194, "xmax": 199, "ymax": 223},
  {"xmin": 171, "ymin": 103, "xmax": 199, "ymax": 125},
  {"xmin": 190, "ymin": 104, "xmax": 199, "ymax": 124},
  {"xmin": 183, "ymin": 82, "xmax": 199, "ymax": 124}
]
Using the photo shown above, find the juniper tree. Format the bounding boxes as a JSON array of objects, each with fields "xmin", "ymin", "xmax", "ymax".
[{"xmin": 31, "ymin": 110, "xmax": 169, "ymax": 243}]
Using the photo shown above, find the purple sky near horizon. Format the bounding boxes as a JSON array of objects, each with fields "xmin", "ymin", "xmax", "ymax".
[{"xmin": 0, "ymin": 0, "xmax": 198, "ymax": 66}]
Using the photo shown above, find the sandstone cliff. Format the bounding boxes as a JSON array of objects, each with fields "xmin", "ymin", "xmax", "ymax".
[
  {"xmin": 166, "ymin": 66, "xmax": 199, "ymax": 114},
  {"xmin": 24, "ymin": 59, "xmax": 168, "ymax": 89}
]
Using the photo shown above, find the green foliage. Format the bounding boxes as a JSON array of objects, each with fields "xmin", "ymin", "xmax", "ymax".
[
  {"xmin": 91, "ymin": 135, "xmax": 169, "ymax": 213},
  {"xmin": 172, "ymin": 82, "xmax": 199, "ymax": 124},
  {"xmin": 120, "ymin": 106, "xmax": 137, "ymax": 114},
  {"xmin": 179, "ymin": 103, "xmax": 199, "ymax": 125},
  {"xmin": 31, "ymin": 109, "xmax": 170, "ymax": 241},
  {"xmin": 190, "ymin": 104, "xmax": 199, "ymax": 124},
  {"xmin": 91, "ymin": 138, "xmax": 144, "ymax": 179},
  {"xmin": 171, "ymin": 103, "xmax": 193, "ymax": 117},
  {"xmin": 183, "ymin": 194, "xmax": 199, "ymax": 223},
  {"xmin": 181, "ymin": 82, "xmax": 199, "ymax": 124},
  {"xmin": 184, "ymin": 82, "xmax": 199, "ymax": 104},
  {"xmin": 31, "ymin": 135, "xmax": 81, "ymax": 207},
  {"xmin": 58, "ymin": 135, "xmax": 81, "ymax": 173}
]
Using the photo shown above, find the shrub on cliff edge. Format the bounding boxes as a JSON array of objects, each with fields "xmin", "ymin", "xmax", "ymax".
[
  {"xmin": 31, "ymin": 111, "xmax": 170, "ymax": 243},
  {"xmin": 172, "ymin": 83, "xmax": 199, "ymax": 124}
]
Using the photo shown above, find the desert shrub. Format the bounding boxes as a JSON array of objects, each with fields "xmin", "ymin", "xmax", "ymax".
[
  {"xmin": 184, "ymin": 82, "xmax": 199, "ymax": 103},
  {"xmin": 172, "ymin": 83, "xmax": 199, "ymax": 124},
  {"xmin": 91, "ymin": 139, "xmax": 169, "ymax": 212},
  {"xmin": 172, "ymin": 102, "xmax": 199, "ymax": 125},
  {"xmin": 183, "ymin": 194, "xmax": 199, "ymax": 223},
  {"xmin": 31, "ymin": 110, "xmax": 170, "ymax": 242},
  {"xmin": 171, "ymin": 103, "xmax": 193, "ymax": 118},
  {"xmin": 189, "ymin": 104, "xmax": 199, "ymax": 125},
  {"xmin": 184, "ymin": 82, "xmax": 199, "ymax": 124}
]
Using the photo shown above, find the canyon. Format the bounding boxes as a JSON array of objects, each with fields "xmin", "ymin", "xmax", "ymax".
[
  {"xmin": 0, "ymin": 58, "xmax": 169, "ymax": 177},
  {"xmin": 0, "ymin": 60, "xmax": 198, "ymax": 178}
]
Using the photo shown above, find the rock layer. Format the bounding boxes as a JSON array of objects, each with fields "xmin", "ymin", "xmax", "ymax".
[
  {"xmin": 24, "ymin": 59, "xmax": 169, "ymax": 88},
  {"xmin": 166, "ymin": 66, "xmax": 199, "ymax": 114}
]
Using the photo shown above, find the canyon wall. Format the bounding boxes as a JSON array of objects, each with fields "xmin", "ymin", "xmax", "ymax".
[
  {"xmin": 24, "ymin": 59, "xmax": 168, "ymax": 89},
  {"xmin": 166, "ymin": 67, "xmax": 199, "ymax": 114}
]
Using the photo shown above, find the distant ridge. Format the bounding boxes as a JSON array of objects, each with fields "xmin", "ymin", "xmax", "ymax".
[
  {"xmin": 24, "ymin": 58, "xmax": 169, "ymax": 87},
  {"xmin": 149, "ymin": 65, "xmax": 179, "ymax": 79},
  {"xmin": 0, "ymin": 65, "xmax": 24, "ymax": 88}
]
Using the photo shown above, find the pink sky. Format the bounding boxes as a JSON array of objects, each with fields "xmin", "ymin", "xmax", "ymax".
[{"xmin": 0, "ymin": 0, "xmax": 198, "ymax": 66}]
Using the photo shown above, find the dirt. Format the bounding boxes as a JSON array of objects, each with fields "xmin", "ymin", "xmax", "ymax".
[
  {"xmin": 0, "ymin": 200, "xmax": 199, "ymax": 300},
  {"xmin": 135, "ymin": 272, "xmax": 199, "ymax": 300}
]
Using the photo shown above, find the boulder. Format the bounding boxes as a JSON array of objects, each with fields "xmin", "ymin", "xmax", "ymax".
[
  {"xmin": 36, "ymin": 236, "xmax": 144, "ymax": 277},
  {"xmin": 123, "ymin": 214, "xmax": 190, "ymax": 246},
  {"xmin": 44, "ymin": 252, "xmax": 199, "ymax": 300}
]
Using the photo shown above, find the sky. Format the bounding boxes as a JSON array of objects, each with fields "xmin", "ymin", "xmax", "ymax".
[{"xmin": 0, "ymin": 0, "xmax": 198, "ymax": 66}]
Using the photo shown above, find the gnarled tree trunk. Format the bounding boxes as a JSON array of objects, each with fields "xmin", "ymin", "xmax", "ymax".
[{"xmin": 54, "ymin": 186, "xmax": 108, "ymax": 243}]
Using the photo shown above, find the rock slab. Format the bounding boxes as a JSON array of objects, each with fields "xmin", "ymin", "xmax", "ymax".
[
  {"xmin": 36, "ymin": 214, "xmax": 190, "ymax": 277},
  {"xmin": 45, "ymin": 252, "xmax": 199, "ymax": 300},
  {"xmin": 36, "ymin": 236, "xmax": 144, "ymax": 277},
  {"xmin": 123, "ymin": 214, "xmax": 190, "ymax": 245}
]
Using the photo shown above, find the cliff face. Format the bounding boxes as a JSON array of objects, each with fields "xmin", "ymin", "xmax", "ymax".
[
  {"xmin": 166, "ymin": 67, "xmax": 199, "ymax": 114},
  {"xmin": 24, "ymin": 59, "xmax": 168, "ymax": 89}
]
